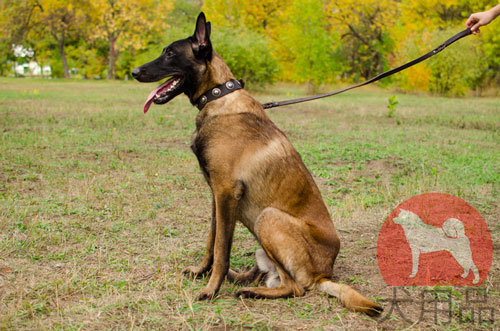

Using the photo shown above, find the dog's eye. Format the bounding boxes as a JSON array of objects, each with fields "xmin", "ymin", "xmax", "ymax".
[{"xmin": 166, "ymin": 50, "xmax": 174, "ymax": 57}]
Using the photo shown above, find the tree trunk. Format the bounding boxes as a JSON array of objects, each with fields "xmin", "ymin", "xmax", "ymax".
[
  {"xmin": 57, "ymin": 39, "xmax": 70, "ymax": 78},
  {"xmin": 307, "ymin": 61, "xmax": 316, "ymax": 94},
  {"xmin": 107, "ymin": 35, "xmax": 117, "ymax": 80},
  {"xmin": 307, "ymin": 79, "xmax": 316, "ymax": 94}
]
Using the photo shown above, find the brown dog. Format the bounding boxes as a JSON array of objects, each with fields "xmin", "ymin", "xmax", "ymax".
[{"xmin": 132, "ymin": 12, "xmax": 382, "ymax": 316}]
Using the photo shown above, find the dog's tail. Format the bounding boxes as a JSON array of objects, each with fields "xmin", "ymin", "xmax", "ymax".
[
  {"xmin": 442, "ymin": 218, "xmax": 466, "ymax": 238},
  {"xmin": 317, "ymin": 278, "xmax": 383, "ymax": 316}
]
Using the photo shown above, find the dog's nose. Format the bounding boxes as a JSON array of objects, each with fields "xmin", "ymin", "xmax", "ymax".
[{"xmin": 131, "ymin": 67, "xmax": 141, "ymax": 79}]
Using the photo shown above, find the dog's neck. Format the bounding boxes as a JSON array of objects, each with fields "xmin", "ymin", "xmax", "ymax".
[
  {"xmin": 192, "ymin": 52, "xmax": 235, "ymax": 102},
  {"xmin": 191, "ymin": 51, "xmax": 268, "ymax": 124}
]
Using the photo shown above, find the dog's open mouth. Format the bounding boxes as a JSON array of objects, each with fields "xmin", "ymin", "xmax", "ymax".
[{"xmin": 143, "ymin": 76, "xmax": 184, "ymax": 113}]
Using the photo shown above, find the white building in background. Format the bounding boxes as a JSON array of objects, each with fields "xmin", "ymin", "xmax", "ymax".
[
  {"xmin": 14, "ymin": 61, "xmax": 52, "ymax": 76},
  {"xmin": 12, "ymin": 44, "xmax": 52, "ymax": 77}
]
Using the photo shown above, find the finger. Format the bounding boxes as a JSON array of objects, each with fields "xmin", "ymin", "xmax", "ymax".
[
  {"xmin": 465, "ymin": 16, "xmax": 475, "ymax": 28},
  {"xmin": 471, "ymin": 22, "xmax": 482, "ymax": 34},
  {"xmin": 466, "ymin": 14, "xmax": 480, "ymax": 28}
]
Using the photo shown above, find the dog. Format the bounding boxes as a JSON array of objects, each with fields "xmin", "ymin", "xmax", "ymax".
[
  {"xmin": 131, "ymin": 12, "xmax": 382, "ymax": 316},
  {"xmin": 393, "ymin": 209, "xmax": 479, "ymax": 284}
]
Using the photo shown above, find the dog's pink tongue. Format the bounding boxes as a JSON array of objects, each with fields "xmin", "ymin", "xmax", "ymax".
[{"xmin": 143, "ymin": 85, "xmax": 164, "ymax": 113}]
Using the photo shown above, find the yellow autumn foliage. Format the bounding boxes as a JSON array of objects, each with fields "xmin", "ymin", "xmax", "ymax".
[{"xmin": 1, "ymin": 0, "xmax": 499, "ymax": 91}]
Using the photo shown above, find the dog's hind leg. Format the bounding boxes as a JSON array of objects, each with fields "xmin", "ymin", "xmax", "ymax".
[
  {"xmin": 471, "ymin": 265, "xmax": 480, "ymax": 284},
  {"xmin": 226, "ymin": 248, "xmax": 280, "ymax": 286},
  {"xmin": 255, "ymin": 248, "xmax": 280, "ymax": 288},
  {"xmin": 235, "ymin": 256, "xmax": 304, "ymax": 299},
  {"xmin": 453, "ymin": 247, "xmax": 480, "ymax": 284},
  {"xmin": 235, "ymin": 208, "xmax": 315, "ymax": 299},
  {"xmin": 460, "ymin": 266, "xmax": 479, "ymax": 284},
  {"xmin": 183, "ymin": 198, "xmax": 216, "ymax": 278},
  {"xmin": 227, "ymin": 264, "xmax": 264, "ymax": 285}
]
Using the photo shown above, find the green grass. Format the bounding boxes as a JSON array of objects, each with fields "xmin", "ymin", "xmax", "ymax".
[{"xmin": 0, "ymin": 77, "xmax": 499, "ymax": 329}]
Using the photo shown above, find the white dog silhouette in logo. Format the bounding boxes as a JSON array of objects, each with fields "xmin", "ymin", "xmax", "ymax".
[{"xmin": 393, "ymin": 209, "xmax": 479, "ymax": 284}]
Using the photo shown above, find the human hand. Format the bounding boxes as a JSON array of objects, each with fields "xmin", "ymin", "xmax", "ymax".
[{"xmin": 466, "ymin": 6, "xmax": 499, "ymax": 34}]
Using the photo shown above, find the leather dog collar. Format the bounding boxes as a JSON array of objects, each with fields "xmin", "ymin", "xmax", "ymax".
[{"xmin": 196, "ymin": 79, "xmax": 244, "ymax": 110}]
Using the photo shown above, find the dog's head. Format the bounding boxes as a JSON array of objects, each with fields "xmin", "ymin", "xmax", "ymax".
[{"xmin": 132, "ymin": 12, "xmax": 213, "ymax": 113}]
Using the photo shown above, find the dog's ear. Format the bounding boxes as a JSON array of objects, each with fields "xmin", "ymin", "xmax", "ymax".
[{"xmin": 192, "ymin": 12, "xmax": 213, "ymax": 60}]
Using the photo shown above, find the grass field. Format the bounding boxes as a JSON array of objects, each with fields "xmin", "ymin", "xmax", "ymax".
[{"xmin": 0, "ymin": 77, "xmax": 499, "ymax": 330}]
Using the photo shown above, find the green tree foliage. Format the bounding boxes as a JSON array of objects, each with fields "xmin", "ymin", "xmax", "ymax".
[
  {"xmin": 393, "ymin": 0, "xmax": 500, "ymax": 94},
  {"xmin": 212, "ymin": 26, "xmax": 278, "ymax": 86},
  {"xmin": 482, "ymin": 18, "xmax": 500, "ymax": 86},
  {"xmin": 280, "ymin": 0, "xmax": 341, "ymax": 90},
  {"xmin": 428, "ymin": 27, "xmax": 488, "ymax": 96}
]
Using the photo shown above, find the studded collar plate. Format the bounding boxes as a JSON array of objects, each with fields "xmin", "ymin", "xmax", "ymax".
[{"xmin": 195, "ymin": 79, "xmax": 244, "ymax": 110}]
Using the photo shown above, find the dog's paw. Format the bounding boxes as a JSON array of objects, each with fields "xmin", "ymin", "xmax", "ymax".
[
  {"xmin": 197, "ymin": 288, "xmax": 216, "ymax": 301},
  {"xmin": 182, "ymin": 266, "xmax": 206, "ymax": 278}
]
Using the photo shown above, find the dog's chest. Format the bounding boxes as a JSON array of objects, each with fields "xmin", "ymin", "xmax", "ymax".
[{"xmin": 190, "ymin": 129, "xmax": 210, "ymax": 178}]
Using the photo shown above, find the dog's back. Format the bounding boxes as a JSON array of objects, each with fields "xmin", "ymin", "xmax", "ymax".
[{"xmin": 395, "ymin": 209, "xmax": 469, "ymax": 251}]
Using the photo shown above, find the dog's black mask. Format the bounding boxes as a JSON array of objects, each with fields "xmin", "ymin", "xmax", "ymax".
[{"xmin": 132, "ymin": 12, "xmax": 213, "ymax": 113}]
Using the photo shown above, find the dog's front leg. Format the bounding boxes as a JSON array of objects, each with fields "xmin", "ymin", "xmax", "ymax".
[
  {"xmin": 183, "ymin": 197, "xmax": 216, "ymax": 278},
  {"xmin": 197, "ymin": 191, "xmax": 237, "ymax": 300},
  {"xmin": 410, "ymin": 248, "xmax": 420, "ymax": 278}
]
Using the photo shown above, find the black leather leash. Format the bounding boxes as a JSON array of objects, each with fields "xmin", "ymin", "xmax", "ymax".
[{"xmin": 262, "ymin": 28, "xmax": 473, "ymax": 110}]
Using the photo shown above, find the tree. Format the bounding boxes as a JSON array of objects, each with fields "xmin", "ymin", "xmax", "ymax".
[
  {"xmin": 399, "ymin": 0, "xmax": 495, "ymax": 31},
  {"xmin": 393, "ymin": 0, "xmax": 498, "ymax": 94},
  {"xmin": 0, "ymin": 0, "xmax": 88, "ymax": 78},
  {"xmin": 90, "ymin": 0, "xmax": 173, "ymax": 79},
  {"xmin": 482, "ymin": 18, "xmax": 500, "ymax": 78},
  {"xmin": 0, "ymin": 0, "xmax": 29, "ymax": 74},
  {"xmin": 327, "ymin": 0, "xmax": 399, "ymax": 81},
  {"xmin": 38, "ymin": 0, "xmax": 89, "ymax": 78},
  {"xmin": 203, "ymin": 0, "xmax": 287, "ymax": 82},
  {"xmin": 278, "ymin": 0, "xmax": 341, "ymax": 90},
  {"xmin": 211, "ymin": 26, "xmax": 278, "ymax": 86},
  {"xmin": 427, "ymin": 27, "xmax": 489, "ymax": 96},
  {"xmin": 0, "ymin": 0, "xmax": 43, "ymax": 75}
]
